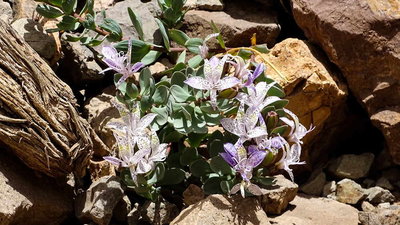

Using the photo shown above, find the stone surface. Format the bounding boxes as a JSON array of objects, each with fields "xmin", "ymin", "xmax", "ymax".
[
  {"xmin": 12, "ymin": 0, "xmax": 38, "ymax": 19},
  {"xmin": 361, "ymin": 201, "xmax": 376, "ymax": 212},
  {"xmin": 328, "ymin": 153, "xmax": 375, "ymax": 179},
  {"xmin": 0, "ymin": 1, "xmax": 12, "ymax": 23},
  {"xmin": 258, "ymin": 175, "xmax": 298, "ymax": 215},
  {"xmin": 171, "ymin": 194, "xmax": 271, "ymax": 225},
  {"xmin": 322, "ymin": 181, "xmax": 337, "ymax": 199},
  {"xmin": 376, "ymin": 177, "xmax": 394, "ymax": 191},
  {"xmin": 97, "ymin": 0, "xmax": 161, "ymax": 44},
  {"xmin": 300, "ymin": 170, "xmax": 326, "ymax": 196},
  {"xmin": 94, "ymin": 0, "xmax": 115, "ymax": 11},
  {"xmin": 185, "ymin": 0, "xmax": 224, "ymax": 10},
  {"xmin": 183, "ymin": 184, "xmax": 205, "ymax": 205},
  {"xmin": 11, "ymin": 18, "xmax": 57, "ymax": 60},
  {"xmin": 263, "ymin": 38, "xmax": 348, "ymax": 165},
  {"xmin": 182, "ymin": 1, "xmax": 280, "ymax": 47},
  {"xmin": 75, "ymin": 175, "xmax": 125, "ymax": 225},
  {"xmin": 336, "ymin": 179, "xmax": 366, "ymax": 205},
  {"xmin": 365, "ymin": 186, "xmax": 395, "ymax": 204},
  {"xmin": 0, "ymin": 152, "xmax": 73, "ymax": 225},
  {"xmin": 58, "ymin": 40, "xmax": 104, "ymax": 88},
  {"xmin": 89, "ymin": 160, "xmax": 116, "ymax": 182},
  {"xmin": 270, "ymin": 194, "xmax": 359, "ymax": 225},
  {"xmin": 141, "ymin": 200, "xmax": 180, "ymax": 225},
  {"xmin": 113, "ymin": 195, "xmax": 131, "ymax": 223},
  {"xmin": 359, "ymin": 204, "xmax": 400, "ymax": 225},
  {"xmin": 291, "ymin": 0, "xmax": 400, "ymax": 164}
]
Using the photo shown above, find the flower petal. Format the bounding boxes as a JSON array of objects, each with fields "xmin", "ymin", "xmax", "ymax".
[
  {"xmin": 102, "ymin": 45, "xmax": 118, "ymax": 58},
  {"xmin": 220, "ymin": 152, "xmax": 237, "ymax": 167},
  {"xmin": 129, "ymin": 62, "xmax": 144, "ymax": 73},
  {"xmin": 103, "ymin": 156, "xmax": 127, "ymax": 167},
  {"xmin": 218, "ymin": 77, "xmax": 240, "ymax": 90},
  {"xmin": 138, "ymin": 113, "xmax": 157, "ymax": 130},
  {"xmin": 184, "ymin": 77, "xmax": 210, "ymax": 90},
  {"xmin": 247, "ymin": 126, "xmax": 268, "ymax": 139},
  {"xmin": 247, "ymin": 149, "xmax": 266, "ymax": 168}
]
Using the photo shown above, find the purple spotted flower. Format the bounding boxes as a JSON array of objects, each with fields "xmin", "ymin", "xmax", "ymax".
[
  {"xmin": 236, "ymin": 81, "xmax": 281, "ymax": 111},
  {"xmin": 198, "ymin": 33, "xmax": 219, "ymax": 59},
  {"xmin": 275, "ymin": 143, "xmax": 305, "ymax": 182},
  {"xmin": 184, "ymin": 55, "xmax": 240, "ymax": 108},
  {"xmin": 101, "ymin": 40, "xmax": 144, "ymax": 88},
  {"xmin": 243, "ymin": 63, "xmax": 264, "ymax": 87}
]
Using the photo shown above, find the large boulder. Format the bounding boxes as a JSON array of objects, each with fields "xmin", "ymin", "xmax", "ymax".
[
  {"xmin": 270, "ymin": 194, "xmax": 360, "ymax": 225},
  {"xmin": 171, "ymin": 194, "xmax": 271, "ymax": 225},
  {"xmin": 336, "ymin": 179, "xmax": 367, "ymax": 205},
  {"xmin": 291, "ymin": 0, "xmax": 400, "ymax": 164},
  {"xmin": 328, "ymin": 153, "xmax": 375, "ymax": 179},
  {"xmin": 182, "ymin": 0, "xmax": 280, "ymax": 47},
  {"xmin": 263, "ymin": 38, "xmax": 348, "ymax": 165},
  {"xmin": 0, "ymin": 153, "xmax": 73, "ymax": 225}
]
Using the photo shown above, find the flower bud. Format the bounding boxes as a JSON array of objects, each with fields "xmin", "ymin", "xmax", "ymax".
[{"xmin": 266, "ymin": 111, "xmax": 278, "ymax": 131}]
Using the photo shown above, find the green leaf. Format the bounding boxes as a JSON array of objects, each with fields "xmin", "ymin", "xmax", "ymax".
[
  {"xmin": 49, "ymin": 0, "xmax": 63, "ymax": 7},
  {"xmin": 208, "ymin": 139, "xmax": 224, "ymax": 158},
  {"xmin": 270, "ymin": 125, "xmax": 289, "ymax": 135},
  {"xmin": 190, "ymin": 159, "xmax": 212, "ymax": 177},
  {"xmin": 169, "ymin": 29, "xmax": 189, "ymax": 46},
  {"xmin": 57, "ymin": 15, "xmax": 80, "ymax": 31},
  {"xmin": 180, "ymin": 105, "xmax": 192, "ymax": 121},
  {"xmin": 253, "ymin": 44, "xmax": 270, "ymax": 53},
  {"xmin": 180, "ymin": 148, "xmax": 199, "ymax": 166},
  {"xmin": 99, "ymin": 18, "xmax": 123, "ymax": 42},
  {"xmin": 210, "ymin": 156, "xmax": 235, "ymax": 175},
  {"xmin": 171, "ymin": 0, "xmax": 185, "ymax": 10},
  {"xmin": 147, "ymin": 163, "xmax": 165, "ymax": 185},
  {"xmin": 188, "ymin": 55, "xmax": 203, "ymax": 68},
  {"xmin": 256, "ymin": 177, "xmax": 275, "ymax": 186},
  {"xmin": 270, "ymin": 99, "xmax": 289, "ymax": 109},
  {"xmin": 203, "ymin": 177, "xmax": 223, "ymax": 195},
  {"xmin": 140, "ymin": 95, "xmax": 153, "ymax": 112},
  {"xmin": 185, "ymin": 38, "xmax": 203, "ymax": 54},
  {"xmin": 171, "ymin": 71, "xmax": 186, "ymax": 86},
  {"xmin": 170, "ymin": 85, "xmax": 194, "ymax": 102},
  {"xmin": 267, "ymin": 85, "xmax": 285, "ymax": 98},
  {"xmin": 158, "ymin": 168, "xmax": 185, "ymax": 185},
  {"xmin": 36, "ymin": 4, "xmax": 64, "ymax": 18},
  {"xmin": 155, "ymin": 18, "xmax": 170, "ymax": 51},
  {"xmin": 238, "ymin": 49, "xmax": 253, "ymax": 60},
  {"xmin": 141, "ymin": 50, "xmax": 162, "ymax": 65},
  {"xmin": 126, "ymin": 83, "xmax": 139, "ymax": 99},
  {"xmin": 128, "ymin": 7, "xmax": 144, "ymax": 41},
  {"xmin": 62, "ymin": 0, "xmax": 77, "ymax": 15},
  {"xmin": 187, "ymin": 132, "xmax": 207, "ymax": 148},
  {"xmin": 210, "ymin": 20, "xmax": 225, "ymax": 49},
  {"xmin": 80, "ymin": 0, "xmax": 94, "ymax": 15},
  {"xmin": 153, "ymin": 85, "xmax": 169, "ymax": 104},
  {"xmin": 150, "ymin": 106, "xmax": 168, "ymax": 130},
  {"xmin": 82, "ymin": 14, "xmax": 96, "ymax": 30},
  {"xmin": 177, "ymin": 50, "xmax": 186, "ymax": 64},
  {"xmin": 220, "ymin": 179, "xmax": 236, "ymax": 194},
  {"xmin": 64, "ymin": 34, "xmax": 81, "ymax": 42},
  {"xmin": 139, "ymin": 68, "xmax": 152, "ymax": 94}
]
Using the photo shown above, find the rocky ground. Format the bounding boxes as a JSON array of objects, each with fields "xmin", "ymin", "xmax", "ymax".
[{"xmin": 0, "ymin": 0, "xmax": 399, "ymax": 224}]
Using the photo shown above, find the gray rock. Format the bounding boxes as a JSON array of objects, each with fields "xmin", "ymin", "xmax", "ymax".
[
  {"xmin": 359, "ymin": 204, "xmax": 400, "ymax": 225},
  {"xmin": 75, "ymin": 175, "xmax": 125, "ymax": 225},
  {"xmin": 12, "ymin": 0, "xmax": 39, "ymax": 20},
  {"xmin": 328, "ymin": 153, "xmax": 375, "ymax": 179},
  {"xmin": 258, "ymin": 175, "xmax": 298, "ymax": 215},
  {"xmin": 376, "ymin": 177, "xmax": 394, "ymax": 191},
  {"xmin": 336, "ymin": 179, "xmax": 366, "ymax": 205},
  {"xmin": 0, "ymin": 152, "xmax": 73, "ymax": 225},
  {"xmin": 0, "ymin": 1, "xmax": 12, "ymax": 23},
  {"xmin": 365, "ymin": 187, "xmax": 395, "ymax": 204},
  {"xmin": 183, "ymin": 184, "xmax": 205, "ymax": 206},
  {"xmin": 182, "ymin": 1, "xmax": 280, "ymax": 47},
  {"xmin": 185, "ymin": 0, "xmax": 224, "ymax": 10},
  {"xmin": 322, "ymin": 181, "xmax": 337, "ymax": 199},
  {"xmin": 361, "ymin": 201, "xmax": 375, "ymax": 212},
  {"xmin": 171, "ymin": 194, "xmax": 271, "ymax": 225},
  {"xmin": 301, "ymin": 170, "xmax": 326, "ymax": 196},
  {"xmin": 11, "ymin": 18, "xmax": 57, "ymax": 60},
  {"xmin": 113, "ymin": 195, "xmax": 131, "ymax": 223},
  {"xmin": 362, "ymin": 179, "xmax": 375, "ymax": 189},
  {"xmin": 140, "ymin": 200, "xmax": 180, "ymax": 225}
]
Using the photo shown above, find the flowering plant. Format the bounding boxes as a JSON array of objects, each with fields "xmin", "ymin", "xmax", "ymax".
[{"xmin": 37, "ymin": 0, "xmax": 312, "ymax": 200}]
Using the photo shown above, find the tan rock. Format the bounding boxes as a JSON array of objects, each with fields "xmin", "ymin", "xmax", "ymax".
[
  {"xmin": 359, "ymin": 204, "xmax": 400, "ymax": 225},
  {"xmin": 291, "ymin": 0, "xmax": 400, "ymax": 164},
  {"xmin": 263, "ymin": 38, "xmax": 348, "ymax": 164},
  {"xmin": 171, "ymin": 194, "xmax": 271, "ymax": 225},
  {"xmin": 270, "ymin": 194, "xmax": 360, "ymax": 225},
  {"xmin": 258, "ymin": 175, "xmax": 298, "ymax": 215},
  {"xmin": 89, "ymin": 160, "xmax": 116, "ymax": 182},
  {"xmin": 185, "ymin": 0, "xmax": 224, "ymax": 10},
  {"xmin": 336, "ymin": 179, "xmax": 366, "ymax": 205},
  {"xmin": 183, "ymin": 184, "xmax": 205, "ymax": 206},
  {"xmin": 300, "ymin": 170, "xmax": 326, "ymax": 196},
  {"xmin": 328, "ymin": 153, "xmax": 375, "ymax": 179}
]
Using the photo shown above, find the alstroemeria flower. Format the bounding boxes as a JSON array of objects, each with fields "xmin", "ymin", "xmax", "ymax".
[
  {"xmin": 243, "ymin": 63, "xmax": 264, "ymax": 87},
  {"xmin": 136, "ymin": 131, "xmax": 169, "ymax": 174},
  {"xmin": 256, "ymin": 135, "xmax": 287, "ymax": 154},
  {"xmin": 221, "ymin": 143, "xmax": 266, "ymax": 197},
  {"xmin": 184, "ymin": 55, "xmax": 240, "ymax": 108},
  {"xmin": 228, "ymin": 56, "xmax": 250, "ymax": 80},
  {"xmin": 220, "ymin": 103, "xmax": 267, "ymax": 143},
  {"xmin": 236, "ymin": 81, "xmax": 281, "ymax": 111},
  {"xmin": 280, "ymin": 109, "xmax": 314, "ymax": 145},
  {"xmin": 101, "ymin": 40, "xmax": 144, "ymax": 88},
  {"xmin": 199, "ymin": 33, "xmax": 219, "ymax": 59},
  {"xmin": 275, "ymin": 143, "xmax": 305, "ymax": 182}
]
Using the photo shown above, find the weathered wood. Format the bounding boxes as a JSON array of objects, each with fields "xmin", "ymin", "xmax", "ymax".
[{"xmin": 0, "ymin": 19, "xmax": 106, "ymax": 177}]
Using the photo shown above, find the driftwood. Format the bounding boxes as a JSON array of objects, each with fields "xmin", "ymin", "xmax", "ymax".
[{"xmin": 0, "ymin": 20, "xmax": 107, "ymax": 177}]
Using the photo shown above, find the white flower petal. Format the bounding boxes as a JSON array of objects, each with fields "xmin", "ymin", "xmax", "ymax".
[{"xmin": 184, "ymin": 77, "xmax": 210, "ymax": 90}]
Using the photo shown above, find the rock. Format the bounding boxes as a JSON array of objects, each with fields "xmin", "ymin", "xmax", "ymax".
[
  {"xmin": 0, "ymin": 152, "xmax": 73, "ymax": 225},
  {"xmin": 328, "ymin": 153, "xmax": 375, "ymax": 179},
  {"xmin": 258, "ymin": 175, "xmax": 298, "ymax": 215},
  {"xmin": 89, "ymin": 160, "xmax": 116, "ymax": 182},
  {"xmin": 362, "ymin": 179, "xmax": 375, "ymax": 189},
  {"xmin": 12, "ymin": 0, "xmax": 38, "ymax": 20},
  {"xmin": 361, "ymin": 201, "xmax": 376, "ymax": 212},
  {"xmin": 182, "ymin": 1, "xmax": 280, "ymax": 47},
  {"xmin": 336, "ymin": 179, "xmax": 366, "ymax": 205},
  {"xmin": 270, "ymin": 194, "xmax": 359, "ymax": 225},
  {"xmin": 382, "ymin": 167, "xmax": 400, "ymax": 183},
  {"xmin": 376, "ymin": 177, "xmax": 394, "ymax": 191},
  {"xmin": 57, "ymin": 40, "xmax": 104, "ymax": 88},
  {"xmin": 185, "ymin": 0, "xmax": 224, "ymax": 10},
  {"xmin": 374, "ymin": 148, "xmax": 395, "ymax": 170},
  {"xmin": 365, "ymin": 186, "xmax": 395, "ymax": 204},
  {"xmin": 84, "ymin": 86, "xmax": 119, "ymax": 152},
  {"xmin": 94, "ymin": 0, "xmax": 115, "ymax": 12},
  {"xmin": 97, "ymin": 0, "xmax": 161, "ymax": 44},
  {"xmin": 11, "ymin": 18, "xmax": 57, "ymax": 60},
  {"xmin": 113, "ymin": 195, "xmax": 131, "ymax": 223},
  {"xmin": 300, "ymin": 170, "xmax": 326, "ymax": 196},
  {"xmin": 322, "ymin": 181, "xmax": 337, "ymax": 199},
  {"xmin": 291, "ymin": 0, "xmax": 400, "ymax": 164},
  {"xmin": 0, "ymin": 1, "xmax": 12, "ymax": 23},
  {"xmin": 127, "ymin": 203, "xmax": 141, "ymax": 225},
  {"xmin": 140, "ymin": 200, "xmax": 180, "ymax": 225},
  {"xmin": 75, "ymin": 176, "xmax": 125, "ymax": 225},
  {"xmin": 263, "ymin": 38, "xmax": 348, "ymax": 165},
  {"xmin": 183, "ymin": 184, "xmax": 205, "ymax": 205},
  {"xmin": 359, "ymin": 204, "xmax": 400, "ymax": 225},
  {"xmin": 170, "ymin": 194, "xmax": 271, "ymax": 225}
]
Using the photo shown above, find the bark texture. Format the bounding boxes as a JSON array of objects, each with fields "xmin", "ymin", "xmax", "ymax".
[{"xmin": 0, "ymin": 19, "xmax": 104, "ymax": 177}]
